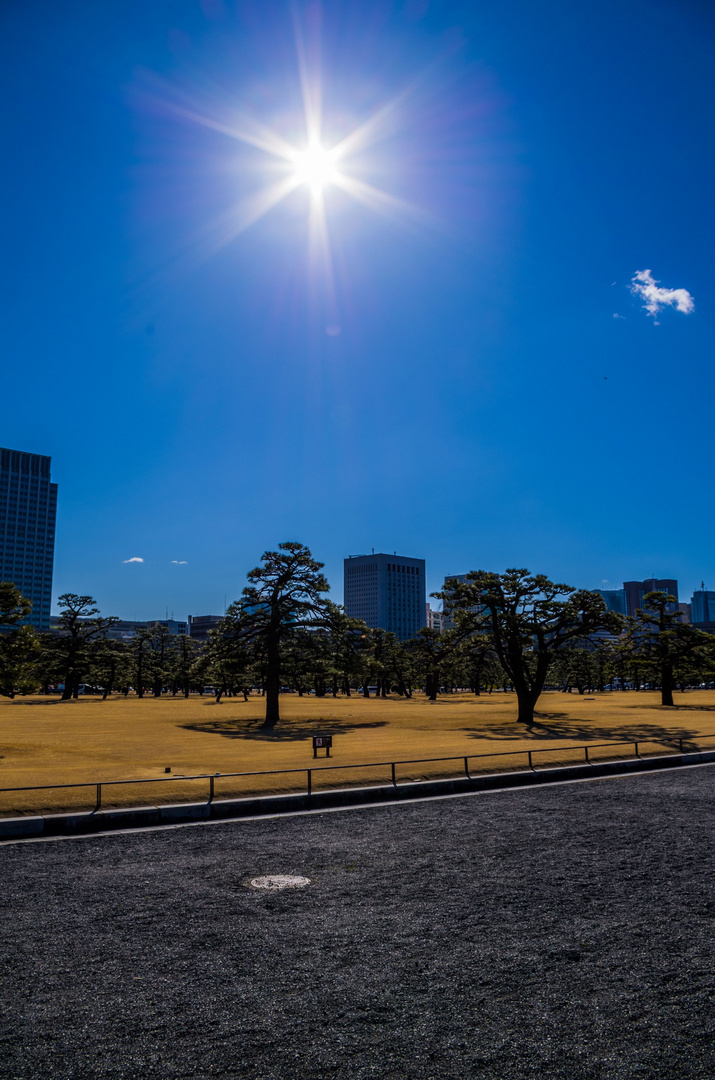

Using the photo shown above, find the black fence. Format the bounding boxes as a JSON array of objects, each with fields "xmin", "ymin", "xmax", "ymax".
[{"xmin": 1, "ymin": 734, "xmax": 713, "ymax": 815}]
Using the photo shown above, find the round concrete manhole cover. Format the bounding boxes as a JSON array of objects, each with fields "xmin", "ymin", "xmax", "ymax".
[{"xmin": 250, "ymin": 875, "xmax": 311, "ymax": 890}]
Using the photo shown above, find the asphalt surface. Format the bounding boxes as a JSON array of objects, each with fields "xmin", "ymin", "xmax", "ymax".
[{"xmin": 1, "ymin": 768, "xmax": 714, "ymax": 1080}]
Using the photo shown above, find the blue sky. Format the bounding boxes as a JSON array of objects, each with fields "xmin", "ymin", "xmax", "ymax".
[{"xmin": 2, "ymin": 0, "xmax": 713, "ymax": 618}]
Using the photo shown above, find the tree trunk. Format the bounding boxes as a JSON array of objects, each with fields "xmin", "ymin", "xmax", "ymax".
[
  {"xmin": 262, "ymin": 636, "xmax": 281, "ymax": 728},
  {"xmin": 136, "ymin": 650, "xmax": 144, "ymax": 698},
  {"xmin": 516, "ymin": 687, "xmax": 535, "ymax": 727},
  {"xmin": 363, "ymin": 683, "xmax": 370, "ymax": 698},
  {"xmin": 103, "ymin": 658, "xmax": 116, "ymax": 700},
  {"xmin": 661, "ymin": 662, "xmax": 674, "ymax": 707}
]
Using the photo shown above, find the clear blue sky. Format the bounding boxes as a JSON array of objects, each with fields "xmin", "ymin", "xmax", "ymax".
[{"xmin": 2, "ymin": 0, "xmax": 713, "ymax": 618}]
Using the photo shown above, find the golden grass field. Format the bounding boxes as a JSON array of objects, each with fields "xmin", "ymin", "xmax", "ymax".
[{"xmin": 1, "ymin": 689, "xmax": 715, "ymax": 816}]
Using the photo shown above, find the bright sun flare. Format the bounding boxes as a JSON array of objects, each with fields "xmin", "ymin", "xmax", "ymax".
[
  {"xmin": 168, "ymin": 18, "xmax": 418, "ymax": 270},
  {"xmin": 293, "ymin": 144, "xmax": 338, "ymax": 189}
]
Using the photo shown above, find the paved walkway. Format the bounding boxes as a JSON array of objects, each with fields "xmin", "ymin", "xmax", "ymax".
[{"xmin": 1, "ymin": 767, "xmax": 714, "ymax": 1078}]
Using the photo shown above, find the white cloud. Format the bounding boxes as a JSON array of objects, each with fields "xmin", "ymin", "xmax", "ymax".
[
  {"xmin": 630, "ymin": 269, "xmax": 694, "ymax": 321},
  {"xmin": 612, "ymin": 313, "xmax": 625, "ymax": 319},
  {"xmin": 171, "ymin": 560, "xmax": 188, "ymax": 565},
  {"xmin": 122, "ymin": 556, "xmax": 144, "ymax": 563}
]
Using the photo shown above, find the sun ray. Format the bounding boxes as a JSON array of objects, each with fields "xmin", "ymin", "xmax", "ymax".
[
  {"xmin": 198, "ymin": 175, "xmax": 302, "ymax": 258},
  {"xmin": 307, "ymin": 189, "xmax": 336, "ymax": 305},
  {"xmin": 331, "ymin": 174, "xmax": 425, "ymax": 223},
  {"xmin": 329, "ymin": 84, "xmax": 416, "ymax": 162},
  {"xmin": 170, "ymin": 104, "xmax": 299, "ymax": 162},
  {"xmin": 293, "ymin": 1, "xmax": 323, "ymax": 147}
]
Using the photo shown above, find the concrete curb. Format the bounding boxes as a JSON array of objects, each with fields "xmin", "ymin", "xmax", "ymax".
[{"xmin": 2, "ymin": 750, "xmax": 714, "ymax": 841}]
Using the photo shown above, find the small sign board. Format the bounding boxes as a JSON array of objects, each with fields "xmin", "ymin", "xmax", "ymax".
[{"xmin": 312, "ymin": 734, "xmax": 333, "ymax": 758}]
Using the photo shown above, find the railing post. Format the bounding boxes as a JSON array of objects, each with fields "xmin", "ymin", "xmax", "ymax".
[
  {"xmin": 634, "ymin": 741, "xmax": 640, "ymax": 758},
  {"xmin": 95, "ymin": 783, "xmax": 102, "ymax": 811},
  {"xmin": 528, "ymin": 750, "xmax": 535, "ymax": 772},
  {"xmin": 209, "ymin": 775, "xmax": 214, "ymax": 803},
  {"xmin": 584, "ymin": 745, "xmax": 589, "ymax": 764},
  {"xmin": 307, "ymin": 769, "xmax": 312, "ymax": 797},
  {"xmin": 679, "ymin": 738, "xmax": 684, "ymax": 753},
  {"xmin": 464, "ymin": 756, "xmax": 470, "ymax": 779},
  {"xmin": 391, "ymin": 762, "xmax": 397, "ymax": 787}
]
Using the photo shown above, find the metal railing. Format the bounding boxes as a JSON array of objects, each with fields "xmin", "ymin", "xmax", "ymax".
[{"xmin": 0, "ymin": 734, "xmax": 712, "ymax": 815}]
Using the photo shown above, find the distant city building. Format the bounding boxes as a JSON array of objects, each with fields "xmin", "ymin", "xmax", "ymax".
[
  {"xmin": 187, "ymin": 614, "xmax": 223, "ymax": 641},
  {"xmin": 690, "ymin": 589, "xmax": 715, "ymax": 625},
  {"xmin": 108, "ymin": 619, "xmax": 187, "ymax": 642},
  {"xmin": 0, "ymin": 447, "xmax": 57, "ymax": 631},
  {"xmin": 623, "ymin": 578, "xmax": 678, "ymax": 617},
  {"xmin": 442, "ymin": 573, "xmax": 480, "ymax": 628},
  {"xmin": 344, "ymin": 553, "xmax": 426, "ymax": 640},
  {"xmin": 425, "ymin": 603, "xmax": 447, "ymax": 633},
  {"xmin": 595, "ymin": 588, "xmax": 626, "ymax": 615},
  {"xmin": 49, "ymin": 617, "xmax": 188, "ymax": 641}
]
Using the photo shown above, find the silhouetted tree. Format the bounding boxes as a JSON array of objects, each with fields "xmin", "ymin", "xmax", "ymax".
[
  {"xmin": 0, "ymin": 583, "xmax": 37, "ymax": 698},
  {"xmin": 170, "ymin": 634, "xmax": 200, "ymax": 698},
  {"xmin": 223, "ymin": 543, "xmax": 330, "ymax": 727},
  {"xmin": 628, "ymin": 592, "xmax": 710, "ymax": 706},
  {"xmin": 443, "ymin": 570, "xmax": 621, "ymax": 726},
  {"xmin": 50, "ymin": 594, "xmax": 117, "ymax": 699},
  {"xmin": 88, "ymin": 638, "xmax": 130, "ymax": 699}
]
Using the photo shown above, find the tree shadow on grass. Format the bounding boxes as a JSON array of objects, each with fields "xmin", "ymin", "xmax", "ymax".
[
  {"xmin": 7, "ymin": 698, "xmax": 95, "ymax": 706},
  {"xmin": 180, "ymin": 719, "xmax": 389, "ymax": 742},
  {"xmin": 461, "ymin": 713, "xmax": 707, "ymax": 749},
  {"xmin": 624, "ymin": 701, "xmax": 715, "ymax": 712}
]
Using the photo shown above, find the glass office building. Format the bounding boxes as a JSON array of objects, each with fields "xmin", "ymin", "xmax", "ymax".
[
  {"xmin": 691, "ymin": 590, "xmax": 715, "ymax": 625},
  {"xmin": 595, "ymin": 588, "xmax": 627, "ymax": 614},
  {"xmin": 0, "ymin": 447, "xmax": 57, "ymax": 631}
]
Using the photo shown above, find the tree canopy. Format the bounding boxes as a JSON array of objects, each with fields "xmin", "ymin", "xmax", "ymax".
[
  {"xmin": 441, "ymin": 569, "xmax": 622, "ymax": 726},
  {"xmin": 220, "ymin": 542, "xmax": 330, "ymax": 727}
]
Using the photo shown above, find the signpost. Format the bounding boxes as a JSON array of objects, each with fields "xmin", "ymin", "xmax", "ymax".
[{"xmin": 312, "ymin": 735, "xmax": 333, "ymax": 758}]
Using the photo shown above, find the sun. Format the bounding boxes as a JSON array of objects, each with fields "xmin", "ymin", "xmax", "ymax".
[
  {"xmin": 162, "ymin": 17, "xmax": 419, "ymax": 261},
  {"xmin": 292, "ymin": 143, "xmax": 338, "ymax": 190}
]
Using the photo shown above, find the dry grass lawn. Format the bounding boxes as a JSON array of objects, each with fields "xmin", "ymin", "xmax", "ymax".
[{"xmin": 2, "ymin": 689, "xmax": 715, "ymax": 816}]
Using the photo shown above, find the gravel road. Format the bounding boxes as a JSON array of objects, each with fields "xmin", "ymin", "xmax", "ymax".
[{"xmin": 1, "ymin": 767, "xmax": 714, "ymax": 1079}]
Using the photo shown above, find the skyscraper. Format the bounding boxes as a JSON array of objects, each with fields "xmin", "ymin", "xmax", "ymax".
[
  {"xmin": 344, "ymin": 553, "xmax": 426, "ymax": 640},
  {"xmin": 690, "ymin": 589, "xmax": 715, "ymax": 626},
  {"xmin": 623, "ymin": 578, "xmax": 678, "ymax": 617},
  {"xmin": 594, "ymin": 588, "xmax": 626, "ymax": 615},
  {"xmin": 0, "ymin": 447, "xmax": 57, "ymax": 631}
]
